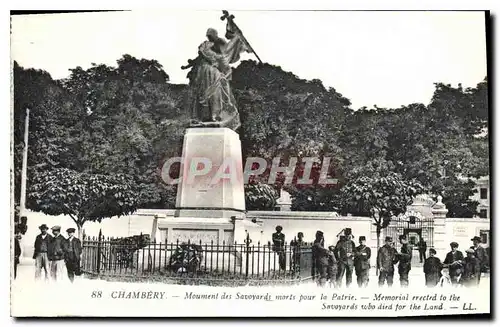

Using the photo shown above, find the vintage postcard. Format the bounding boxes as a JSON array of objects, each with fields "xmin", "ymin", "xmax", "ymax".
[{"xmin": 10, "ymin": 10, "xmax": 490, "ymax": 317}]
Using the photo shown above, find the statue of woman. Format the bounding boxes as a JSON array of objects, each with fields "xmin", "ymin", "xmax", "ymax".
[{"xmin": 186, "ymin": 22, "xmax": 249, "ymax": 131}]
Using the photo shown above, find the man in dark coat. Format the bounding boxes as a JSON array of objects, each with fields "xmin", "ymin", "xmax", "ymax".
[
  {"xmin": 33, "ymin": 224, "xmax": 52, "ymax": 281},
  {"xmin": 398, "ymin": 234, "xmax": 412, "ymax": 287},
  {"xmin": 354, "ymin": 236, "xmax": 371, "ymax": 287},
  {"xmin": 272, "ymin": 225, "xmax": 286, "ymax": 270},
  {"xmin": 462, "ymin": 248, "xmax": 481, "ymax": 287},
  {"xmin": 417, "ymin": 238, "xmax": 427, "ymax": 263},
  {"xmin": 377, "ymin": 236, "xmax": 398, "ymax": 287},
  {"xmin": 290, "ymin": 232, "xmax": 305, "ymax": 274},
  {"xmin": 49, "ymin": 225, "xmax": 67, "ymax": 281},
  {"xmin": 470, "ymin": 236, "xmax": 489, "ymax": 275},
  {"xmin": 14, "ymin": 227, "xmax": 22, "ymax": 279},
  {"xmin": 64, "ymin": 228, "xmax": 82, "ymax": 282},
  {"xmin": 335, "ymin": 231, "xmax": 356, "ymax": 287},
  {"xmin": 443, "ymin": 242, "xmax": 464, "ymax": 285},
  {"xmin": 312, "ymin": 230, "xmax": 329, "ymax": 287},
  {"xmin": 423, "ymin": 248, "xmax": 442, "ymax": 287}
]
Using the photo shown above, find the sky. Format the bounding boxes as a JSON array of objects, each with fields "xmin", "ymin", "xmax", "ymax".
[{"xmin": 11, "ymin": 10, "xmax": 487, "ymax": 109}]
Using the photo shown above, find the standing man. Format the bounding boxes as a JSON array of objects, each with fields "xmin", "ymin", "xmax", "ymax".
[
  {"xmin": 49, "ymin": 226, "xmax": 66, "ymax": 282},
  {"xmin": 354, "ymin": 236, "xmax": 371, "ymax": 287},
  {"xmin": 312, "ymin": 230, "xmax": 329, "ymax": 287},
  {"xmin": 398, "ymin": 235, "xmax": 412, "ymax": 287},
  {"xmin": 14, "ymin": 227, "xmax": 22, "ymax": 279},
  {"xmin": 417, "ymin": 238, "xmax": 427, "ymax": 263},
  {"xmin": 334, "ymin": 232, "xmax": 356, "ymax": 287},
  {"xmin": 377, "ymin": 236, "xmax": 399, "ymax": 287},
  {"xmin": 462, "ymin": 248, "xmax": 481, "ymax": 287},
  {"xmin": 64, "ymin": 228, "xmax": 82, "ymax": 283},
  {"xmin": 470, "ymin": 236, "xmax": 489, "ymax": 276},
  {"xmin": 443, "ymin": 242, "xmax": 464, "ymax": 285},
  {"xmin": 423, "ymin": 248, "xmax": 442, "ymax": 287},
  {"xmin": 33, "ymin": 224, "xmax": 52, "ymax": 281},
  {"xmin": 272, "ymin": 225, "xmax": 286, "ymax": 270},
  {"xmin": 290, "ymin": 232, "xmax": 305, "ymax": 274}
]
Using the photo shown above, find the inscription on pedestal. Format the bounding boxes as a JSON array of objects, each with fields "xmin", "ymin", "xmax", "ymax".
[{"xmin": 171, "ymin": 229, "xmax": 219, "ymax": 243}]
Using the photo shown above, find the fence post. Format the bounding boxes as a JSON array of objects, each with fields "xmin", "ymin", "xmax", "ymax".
[
  {"xmin": 245, "ymin": 232, "xmax": 251, "ymax": 278},
  {"xmin": 96, "ymin": 229, "xmax": 102, "ymax": 275}
]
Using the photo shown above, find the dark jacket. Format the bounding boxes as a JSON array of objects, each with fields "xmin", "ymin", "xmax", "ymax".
[
  {"xmin": 377, "ymin": 244, "xmax": 398, "ymax": 271},
  {"xmin": 398, "ymin": 244, "xmax": 413, "ymax": 272},
  {"xmin": 423, "ymin": 256, "xmax": 442, "ymax": 286},
  {"xmin": 312, "ymin": 240, "xmax": 329, "ymax": 266},
  {"xmin": 418, "ymin": 240, "xmax": 427, "ymax": 252},
  {"xmin": 354, "ymin": 245, "xmax": 371, "ymax": 271},
  {"xmin": 463, "ymin": 256, "xmax": 480, "ymax": 284},
  {"xmin": 471, "ymin": 245, "xmax": 489, "ymax": 272},
  {"xmin": 33, "ymin": 233, "xmax": 53, "ymax": 259},
  {"xmin": 272, "ymin": 232, "xmax": 285, "ymax": 252},
  {"xmin": 443, "ymin": 250, "xmax": 464, "ymax": 276},
  {"xmin": 334, "ymin": 240, "xmax": 356, "ymax": 265},
  {"xmin": 64, "ymin": 237, "xmax": 82, "ymax": 261},
  {"xmin": 49, "ymin": 234, "xmax": 66, "ymax": 261}
]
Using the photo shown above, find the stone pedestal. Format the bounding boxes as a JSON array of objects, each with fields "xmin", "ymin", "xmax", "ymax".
[
  {"xmin": 158, "ymin": 127, "xmax": 256, "ymax": 244},
  {"xmin": 175, "ymin": 128, "xmax": 245, "ymax": 219}
]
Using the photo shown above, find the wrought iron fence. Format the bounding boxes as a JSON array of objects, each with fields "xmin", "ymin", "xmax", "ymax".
[{"xmin": 81, "ymin": 232, "xmax": 315, "ymax": 284}]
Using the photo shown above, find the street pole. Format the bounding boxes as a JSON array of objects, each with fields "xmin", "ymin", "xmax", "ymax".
[{"xmin": 20, "ymin": 109, "xmax": 29, "ymax": 216}]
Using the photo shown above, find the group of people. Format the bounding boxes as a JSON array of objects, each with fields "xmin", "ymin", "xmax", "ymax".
[
  {"xmin": 311, "ymin": 228, "xmax": 371, "ymax": 287},
  {"xmin": 306, "ymin": 228, "xmax": 489, "ymax": 288},
  {"xmin": 423, "ymin": 236, "xmax": 489, "ymax": 287},
  {"xmin": 31, "ymin": 224, "xmax": 82, "ymax": 283}
]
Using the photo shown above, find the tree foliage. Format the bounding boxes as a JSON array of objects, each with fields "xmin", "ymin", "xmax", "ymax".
[
  {"xmin": 27, "ymin": 168, "xmax": 139, "ymax": 236},
  {"xmin": 244, "ymin": 183, "xmax": 279, "ymax": 211},
  {"xmin": 340, "ymin": 172, "xmax": 426, "ymax": 247},
  {"xmin": 13, "ymin": 56, "xmax": 489, "ymax": 220}
]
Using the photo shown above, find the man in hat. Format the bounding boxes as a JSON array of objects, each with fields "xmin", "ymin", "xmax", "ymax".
[
  {"xmin": 312, "ymin": 230, "xmax": 329, "ymax": 287},
  {"xmin": 443, "ymin": 242, "xmax": 464, "ymax": 285},
  {"xmin": 272, "ymin": 225, "xmax": 286, "ymax": 270},
  {"xmin": 470, "ymin": 236, "xmax": 489, "ymax": 276},
  {"xmin": 334, "ymin": 229, "xmax": 356, "ymax": 287},
  {"xmin": 33, "ymin": 224, "xmax": 52, "ymax": 281},
  {"xmin": 397, "ymin": 234, "xmax": 412, "ymax": 287},
  {"xmin": 354, "ymin": 236, "xmax": 371, "ymax": 287},
  {"xmin": 48, "ymin": 225, "xmax": 67, "ymax": 282},
  {"xmin": 377, "ymin": 236, "xmax": 398, "ymax": 287},
  {"xmin": 462, "ymin": 248, "xmax": 481, "ymax": 287},
  {"xmin": 64, "ymin": 228, "xmax": 82, "ymax": 282},
  {"xmin": 423, "ymin": 248, "xmax": 442, "ymax": 287}
]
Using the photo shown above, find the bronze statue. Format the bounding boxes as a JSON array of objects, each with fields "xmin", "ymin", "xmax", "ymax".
[{"xmin": 182, "ymin": 11, "xmax": 261, "ymax": 131}]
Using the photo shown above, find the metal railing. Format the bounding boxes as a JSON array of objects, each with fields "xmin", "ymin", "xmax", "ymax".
[{"xmin": 81, "ymin": 232, "xmax": 314, "ymax": 284}]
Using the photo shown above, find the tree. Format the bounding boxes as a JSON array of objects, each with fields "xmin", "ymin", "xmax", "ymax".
[
  {"xmin": 340, "ymin": 172, "xmax": 425, "ymax": 250},
  {"xmin": 60, "ymin": 55, "xmax": 186, "ymax": 209},
  {"xmin": 27, "ymin": 168, "xmax": 139, "ymax": 239},
  {"xmin": 244, "ymin": 183, "xmax": 279, "ymax": 211}
]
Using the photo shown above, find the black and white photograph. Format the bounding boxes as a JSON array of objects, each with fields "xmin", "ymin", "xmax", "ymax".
[{"xmin": 9, "ymin": 9, "xmax": 490, "ymax": 317}]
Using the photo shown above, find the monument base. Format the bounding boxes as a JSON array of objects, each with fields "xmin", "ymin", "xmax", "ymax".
[
  {"xmin": 157, "ymin": 216, "xmax": 262, "ymax": 245},
  {"xmin": 157, "ymin": 127, "xmax": 260, "ymax": 245},
  {"xmin": 158, "ymin": 217, "xmax": 234, "ymax": 244}
]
